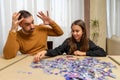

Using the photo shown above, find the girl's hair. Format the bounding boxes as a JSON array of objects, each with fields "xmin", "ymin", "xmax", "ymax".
[
  {"xmin": 18, "ymin": 10, "xmax": 32, "ymax": 20},
  {"xmin": 68, "ymin": 19, "xmax": 89, "ymax": 54}
]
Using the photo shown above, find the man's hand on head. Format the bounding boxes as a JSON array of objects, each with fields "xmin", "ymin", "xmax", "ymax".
[{"xmin": 11, "ymin": 12, "xmax": 24, "ymax": 32}]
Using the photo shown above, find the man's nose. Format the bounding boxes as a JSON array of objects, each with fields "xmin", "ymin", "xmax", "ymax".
[{"xmin": 30, "ymin": 24, "xmax": 34, "ymax": 29}]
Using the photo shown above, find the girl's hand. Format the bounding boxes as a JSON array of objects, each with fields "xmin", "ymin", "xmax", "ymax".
[
  {"xmin": 33, "ymin": 50, "xmax": 47, "ymax": 63},
  {"xmin": 73, "ymin": 50, "xmax": 86, "ymax": 56}
]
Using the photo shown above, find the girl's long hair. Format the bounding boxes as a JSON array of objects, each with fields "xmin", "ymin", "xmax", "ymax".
[{"xmin": 68, "ymin": 19, "xmax": 89, "ymax": 54}]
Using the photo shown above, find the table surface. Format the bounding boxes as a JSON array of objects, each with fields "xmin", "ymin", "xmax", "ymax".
[
  {"xmin": 108, "ymin": 55, "xmax": 120, "ymax": 65},
  {"xmin": 0, "ymin": 55, "xmax": 120, "ymax": 80},
  {"xmin": 0, "ymin": 54, "xmax": 28, "ymax": 71}
]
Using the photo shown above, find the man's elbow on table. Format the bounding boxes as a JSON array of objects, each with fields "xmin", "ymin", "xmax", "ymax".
[{"xmin": 3, "ymin": 51, "xmax": 17, "ymax": 59}]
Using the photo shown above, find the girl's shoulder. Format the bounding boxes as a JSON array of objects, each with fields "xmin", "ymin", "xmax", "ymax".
[{"xmin": 65, "ymin": 37, "xmax": 71, "ymax": 42}]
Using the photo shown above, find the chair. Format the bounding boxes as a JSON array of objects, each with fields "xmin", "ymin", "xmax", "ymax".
[{"xmin": 106, "ymin": 35, "xmax": 120, "ymax": 55}]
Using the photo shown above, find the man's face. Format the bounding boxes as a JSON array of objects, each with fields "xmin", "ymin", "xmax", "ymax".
[{"xmin": 20, "ymin": 16, "xmax": 34, "ymax": 34}]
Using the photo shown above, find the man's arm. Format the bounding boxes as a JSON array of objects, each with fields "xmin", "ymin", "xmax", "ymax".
[
  {"xmin": 37, "ymin": 11, "xmax": 63, "ymax": 36},
  {"xmin": 3, "ymin": 12, "xmax": 23, "ymax": 59},
  {"xmin": 3, "ymin": 31, "xmax": 19, "ymax": 59},
  {"xmin": 46, "ymin": 21, "xmax": 63, "ymax": 36}
]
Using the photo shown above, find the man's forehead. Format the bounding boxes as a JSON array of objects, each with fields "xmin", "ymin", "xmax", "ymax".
[{"xmin": 22, "ymin": 16, "xmax": 34, "ymax": 23}]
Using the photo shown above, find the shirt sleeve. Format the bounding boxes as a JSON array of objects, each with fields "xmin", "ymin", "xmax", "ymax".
[
  {"xmin": 86, "ymin": 40, "xmax": 107, "ymax": 57},
  {"xmin": 45, "ymin": 39, "xmax": 69, "ymax": 57},
  {"xmin": 46, "ymin": 21, "xmax": 63, "ymax": 36},
  {"xmin": 3, "ymin": 31, "xmax": 19, "ymax": 59}
]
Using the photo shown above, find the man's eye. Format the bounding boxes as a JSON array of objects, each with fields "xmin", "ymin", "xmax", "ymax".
[
  {"xmin": 25, "ymin": 24, "xmax": 30, "ymax": 26},
  {"xmin": 32, "ymin": 21, "xmax": 34, "ymax": 24}
]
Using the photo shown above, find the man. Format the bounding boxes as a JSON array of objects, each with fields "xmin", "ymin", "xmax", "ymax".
[{"xmin": 3, "ymin": 10, "xmax": 63, "ymax": 59}]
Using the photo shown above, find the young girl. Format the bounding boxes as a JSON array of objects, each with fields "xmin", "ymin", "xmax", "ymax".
[{"xmin": 33, "ymin": 19, "xmax": 107, "ymax": 62}]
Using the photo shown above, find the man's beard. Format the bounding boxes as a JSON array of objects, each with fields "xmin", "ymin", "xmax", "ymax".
[{"xmin": 22, "ymin": 28, "xmax": 34, "ymax": 34}]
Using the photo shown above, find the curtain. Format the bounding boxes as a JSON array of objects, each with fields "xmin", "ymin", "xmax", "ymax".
[
  {"xmin": 107, "ymin": 0, "xmax": 120, "ymax": 38},
  {"xmin": 0, "ymin": 0, "xmax": 84, "ymax": 55}
]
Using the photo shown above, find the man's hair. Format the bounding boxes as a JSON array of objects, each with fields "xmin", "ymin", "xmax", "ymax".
[{"xmin": 18, "ymin": 10, "xmax": 32, "ymax": 20}]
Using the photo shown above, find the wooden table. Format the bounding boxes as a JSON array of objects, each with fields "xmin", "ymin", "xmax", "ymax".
[
  {"xmin": 0, "ymin": 55, "xmax": 120, "ymax": 80},
  {"xmin": 0, "ymin": 54, "xmax": 28, "ymax": 71},
  {"xmin": 108, "ymin": 55, "xmax": 120, "ymax": 65}
]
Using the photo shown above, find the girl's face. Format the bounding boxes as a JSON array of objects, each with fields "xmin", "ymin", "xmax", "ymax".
[{"xmin": 71, "ymin": 25, "xmax": 83, "ymax": 42}]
